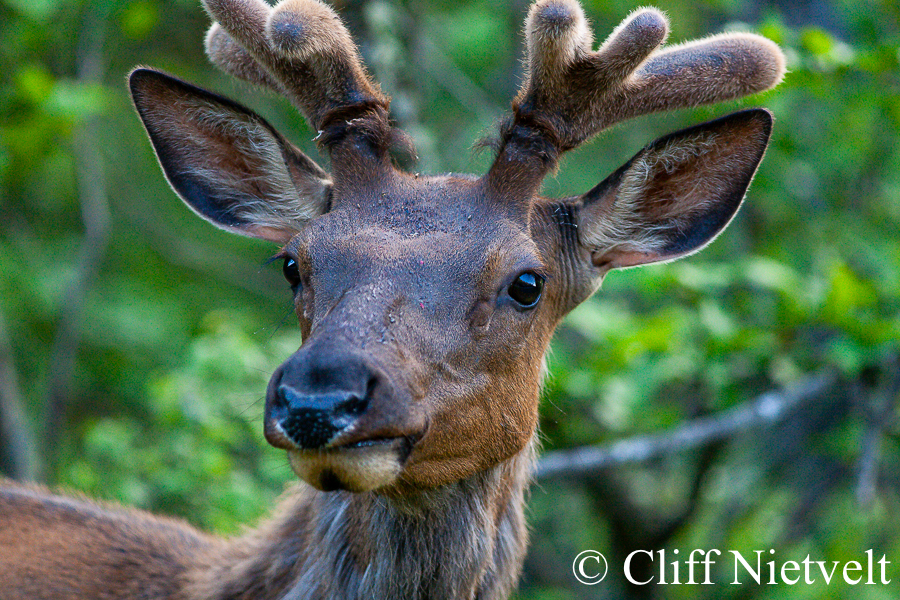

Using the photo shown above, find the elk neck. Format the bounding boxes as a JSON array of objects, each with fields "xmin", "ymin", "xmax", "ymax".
[{"xmin": 188, "ymin": 440, "xmax": 536, "ymax": 600}]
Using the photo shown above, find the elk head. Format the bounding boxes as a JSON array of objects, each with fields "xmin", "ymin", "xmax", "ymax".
[{"xmin": 129, "ymin": 0, "xmax": 784, "ymax": 495}]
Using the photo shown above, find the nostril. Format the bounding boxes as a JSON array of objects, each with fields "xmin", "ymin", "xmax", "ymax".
[
  {"xmin": 273, "ymin": 385, "xmax": 371, "ymax": 450},
  {"xmin": 334, "ymin": 393, "xmax": 368, "ymax": 419},
  {"xmin": 271, "ymin": 383, "xmax": 297, "ymax": 420},
  {"xmin": 276, "ymin": 384, "xmax": 298, "ymax": 409}
]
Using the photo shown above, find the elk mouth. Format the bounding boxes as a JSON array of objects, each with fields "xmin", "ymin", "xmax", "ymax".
[{"xmin": 286, "ymin": 435, "xmax": 417, "ymax": 492}]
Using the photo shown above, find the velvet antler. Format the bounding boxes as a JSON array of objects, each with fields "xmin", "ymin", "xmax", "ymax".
[
  {"xmin": 202, "ymin": 0, "xmax": 391, "ymax": 153},
  {"xmin": 486, "ymin": 0, "xmax": 786, "ymax": 201}
]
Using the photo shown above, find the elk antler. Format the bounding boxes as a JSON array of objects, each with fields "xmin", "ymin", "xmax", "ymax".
[
  {"xmin": 202, "ymin": 0, "xmax": 390, "ymax": 145},
  {"xmin": 487, "ymin": 0, "xmax": 786, "ymax": 200}
]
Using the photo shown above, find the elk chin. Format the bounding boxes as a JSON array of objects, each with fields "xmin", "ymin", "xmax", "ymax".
[{"xmin": 287, "ymin": 440, "xmax": 407, "ymax": 493}]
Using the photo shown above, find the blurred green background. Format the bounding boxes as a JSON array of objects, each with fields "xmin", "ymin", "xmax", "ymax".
[{"xmin": 1, "ymin": 0, "xmax": 898, "ymax": 598}]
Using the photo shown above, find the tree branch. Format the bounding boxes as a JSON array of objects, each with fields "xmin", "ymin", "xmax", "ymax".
[
  {"xmin": 855, "ymin": 357, "xmax": 900, "ymax": 507},
  {"xmin": 536, "ymin": 371, "xmax": 838, "ymax": 480},
  {"xmin": 43, "ymin": 3, "xmax": 112, "ymax": 475},
  {"xmin": 0, "ymin": 311, "xmax": 39, "ymax": 481}
]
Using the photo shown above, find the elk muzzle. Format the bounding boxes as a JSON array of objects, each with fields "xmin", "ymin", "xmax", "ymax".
[{"xmin": 264, "ymin": 343, "xmax": 421, "ymax": 492}]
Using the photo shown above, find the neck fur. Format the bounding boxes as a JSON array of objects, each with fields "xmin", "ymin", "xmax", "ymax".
[{"xmin": 190, "ymin": 442, "xmax": 535, "ymax": 600}]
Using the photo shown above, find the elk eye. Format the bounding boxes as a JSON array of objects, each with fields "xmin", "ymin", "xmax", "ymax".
[
  {"xmin": 282, "ymin": 257, "xmax": 302, "ymax": 290},
  {"xmin": 507, "ymin": 271, "xmax": 544, "ymax": 308}
]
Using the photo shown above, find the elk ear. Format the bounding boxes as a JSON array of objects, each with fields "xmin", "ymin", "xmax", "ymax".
[
  {"xmin": 129, "ymin": 68, "xmax": 331, "ymax": 244},
  {"xmin": 577, "ymin": 109, "xmax": 772, "ymax": 272}
]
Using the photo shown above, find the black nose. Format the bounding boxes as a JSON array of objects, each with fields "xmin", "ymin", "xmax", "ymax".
[
  {"xmin": 275, "ymin": 386, "xmax": 369, "ymax": 449},
  {"xmin": 266, "ymin": 347, "xmax": 378, "ymax": 450}
]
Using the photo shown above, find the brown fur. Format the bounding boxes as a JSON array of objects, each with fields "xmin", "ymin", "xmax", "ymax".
[
  {"xmin": 0, "ymin": 482, "xmax": 214, "ymax": 599},
  {"xmin": 0, "ymin": 1, "xmax": 785, "ymax": 598}
]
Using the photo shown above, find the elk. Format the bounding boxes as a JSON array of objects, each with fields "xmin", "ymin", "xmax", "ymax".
[{"xmin": 0, "ymin": 0, "xmax": 785, "ymax": 598}]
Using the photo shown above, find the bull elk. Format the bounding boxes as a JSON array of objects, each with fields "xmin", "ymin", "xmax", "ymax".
[{"xmin": 0, "ymin": 0, "xmax": 785, "ymax": 598}]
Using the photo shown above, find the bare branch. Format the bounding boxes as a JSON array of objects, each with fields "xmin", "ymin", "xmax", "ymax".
[
  {"xmin": 0, "ymin": 311, "xmax": 39, "ymax": 481},
  {"xmin": 536, "ymin": 372, "xmax": 837, "ymax": 480},
  {"xmin": 43, "ymin": 4, "xmax": 112, "ymax": 475},
  {"xmin": 855, "ymin": 357, "xmax": 900, "ymax": 507},
  {"xmin": 416, "ymin": 35, "xmax": 501, "ymax": 130}
]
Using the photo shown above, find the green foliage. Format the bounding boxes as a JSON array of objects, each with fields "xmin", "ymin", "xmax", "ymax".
[
  {"xmin": 1, "ymin": 1, "xmax": 898, "ymax": 599},
  {"xmin": 61, "ymin": 313, "xmax": 296, "ymax": 532}
]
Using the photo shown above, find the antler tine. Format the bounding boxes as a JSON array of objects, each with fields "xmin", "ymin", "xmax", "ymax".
[
  {"xmin": 206, "ymin": 24, "xmax": 283, "ymax": 91},
  {"xmin": 520, "ymin": 3, "xmax": 667, "ymax": 112},
  {"xmin": 201, "ymin": 0, "xmax": 389, "ymax": 134},
  {"xmin": 619, "ymin": 33, "xmax": 786, "ymax": 123},
  {"xmin": 486, "ymin": 0, "xmax": 784, "ymax": 202},
  {"xmin": 530, "ymin": 0, "xmax": 784, "ymax": 144},
  {"xmin": 522, "ymin": 0, "xmax": 784, "ymax": 148}
]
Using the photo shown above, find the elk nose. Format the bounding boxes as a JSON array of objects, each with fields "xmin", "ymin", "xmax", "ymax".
[
  {"xmin": 265, "ymin": 351, "xmax": 378, "ymax": 450},
  {"xmin": 275, "ymin": 387, "xmax": 369, "ymax": 449}
]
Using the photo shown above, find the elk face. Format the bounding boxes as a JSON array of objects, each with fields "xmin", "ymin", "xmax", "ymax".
[
  {"xmin": 130, "ymin": 0, "xmax": 783, "ymax": 494},
  {"xmin": 261, "ymin": 175, "xmax": 558, "ymax": 492}
]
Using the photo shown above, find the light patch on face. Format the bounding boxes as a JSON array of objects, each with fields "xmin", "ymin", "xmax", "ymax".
[{"xmin": 287, "ymin": 442, "xmax": 406, "ymax": 493}]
